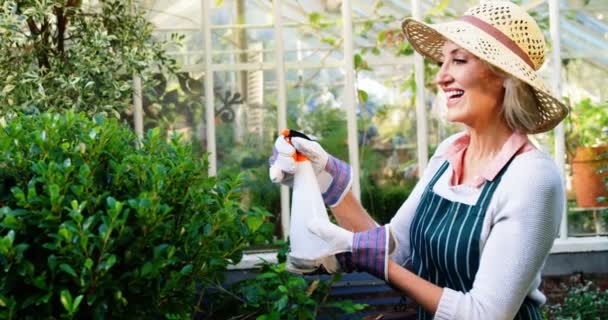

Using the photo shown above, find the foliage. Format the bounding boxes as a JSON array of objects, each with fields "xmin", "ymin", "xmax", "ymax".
[
  {"xmin": 216, "ymin": 115, "xmax": 280, "ymax": 239},
  {"xmin": 139, "ymin": 73, "xmax": 205, "ymax": 137},
  {"xmin": 206, "ymin": 243, "xmax": 367, "ymax": 319},
  {"xmin": 565, "ymin": 98, "xmax": 608, "ymax": 152},
  {"xmin": 0, "ymin": 112, "xmax": 273, "ymax": 319},
  {"xmin": 543, "ymin": 280, "xmax": 608, "ymax": 320},
  {"xmin": 297, "ymin": 106, "xmax": 349, "ymax": 161},
  {"xmin": 600, "ymin": 129, "xmax": 608, "ymax": 205},
  {"xmin": 362, "ymin": 180, "xmax": 416, "ymax": 225},
  {"xmin": 0, "ymin": 0, "xmax": 177, "ymax": 117}
]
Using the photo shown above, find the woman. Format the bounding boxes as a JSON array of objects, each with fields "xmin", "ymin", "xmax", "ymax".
[{"xmin": 269, "ymin": 1, "xmax": 568, "ymax": 319}]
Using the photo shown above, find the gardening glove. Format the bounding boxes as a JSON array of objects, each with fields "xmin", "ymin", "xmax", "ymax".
[
  {"xmin": 304, "ymin": 218, "xmax": 393, "ymax": 281},
  {"xmin": 286, "ymin": 254, "xmax": 343, "ymax": 275},
  {"xmin": 268, "ymin": 130, "xmax": 353, "ymax": 207}
]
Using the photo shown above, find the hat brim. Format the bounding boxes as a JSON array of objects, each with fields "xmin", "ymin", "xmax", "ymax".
[{"xmin": 401, "ymin": 18, "xmax": 569, "ymax": 134}]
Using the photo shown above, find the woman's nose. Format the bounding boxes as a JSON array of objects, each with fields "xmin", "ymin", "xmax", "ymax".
[{"xmin": 434, "ymin": 63, "xmax": 452, "ymax": 86}]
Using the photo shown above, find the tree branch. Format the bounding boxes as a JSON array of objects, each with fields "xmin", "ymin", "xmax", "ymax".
[
  {"xmin": 27, "ymin": 18, "xmax": 40, "ymax": 35},
  {"xmin": 55, "ymin": 6, "xmax": 66, "ymax": 54}
]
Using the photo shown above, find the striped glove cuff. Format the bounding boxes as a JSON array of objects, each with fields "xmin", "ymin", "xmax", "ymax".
[
  {"xmin": 322, "ymin": 155, "xmax": 353, "ymax": 207},
  {"xmin": 352, "ymin": 226, "xmax": 389, "ymax": 281}
]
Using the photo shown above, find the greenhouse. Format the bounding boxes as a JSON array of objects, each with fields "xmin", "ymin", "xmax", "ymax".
[{"xmin": 0, "ymin": 0, "xmax": 607, "ymax": 319}]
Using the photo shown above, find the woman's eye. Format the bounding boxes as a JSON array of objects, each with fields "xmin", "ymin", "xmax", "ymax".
[{"xmin": 453, "ymin": 59, "xmax": 467, "ymax": 64}]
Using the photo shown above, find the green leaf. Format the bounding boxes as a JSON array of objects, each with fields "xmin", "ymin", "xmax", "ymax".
[
  {"xmin": 308, "ymin": 12, "xmax": 321, "ymax": 27},
  {"xmin": 60, "ymin": 290, "xmax": 73, "ymax": 313},
  {"xmin": 2, "ymin": 84, "xmax": 15, "ymax": 95},
  {"xmin": 354, "ymin": 53, "xmax": 363, "ymax": 70},
  {"xmin": 274, "ymin": 295, "xmax": 288, "ymax": 312},
  {"xmin": 2, "ymin": 215, "xmax": 19, "ymax": 229},
  {"xmin": 358, "ymin": 89, "xmax": 369, "ymax": 104},
  {"xmin": 59, "ymin": 263, "xmax": 77, "ymax": 277},
  {"xmin": 84, "ymin": 258, "xmax": 93, "ymax": 270},
  {"xmin": 141, "ymin": 262, "xmax": 155, "ymax": 277},
  {"xmin": 72, "ymin": 295, "xmax": 84, "ymax": 313},
  {"xmin": 103, "ymin": 255, "xmax": 117, "ymax": 271},
  {"xmin": 246, "ymin": 215, "xmax": 264, "ymax": 233},
  {"xmin": 215, "ymin": 0, "xmax": 224, "ymax": 7},
  {"xmin": 48, "ymin": 184, "xmax": 60, "ymax": 204},
  {"xmin": 321, "ymin": 37, "xmax": 336, "ymax": 46},
  {"xmin": 4, "ymin": 230, "xmax": 15, "ymax": 245},
  {"xmin": 58, "ymin": 227, "xmax": 72, "ymax": 241},
  {"xmin": 180, "ymin": 264, "xmax": 192, "ymax": 275}
]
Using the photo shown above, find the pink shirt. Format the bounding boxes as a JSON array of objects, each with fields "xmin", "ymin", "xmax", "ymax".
[{"xmin": 443, "ymin": 132, "xmax": 535, "ymax": 188}]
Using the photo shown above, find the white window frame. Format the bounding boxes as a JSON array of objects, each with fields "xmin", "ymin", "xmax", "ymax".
[{"xmin": 135, "ymin": 0, "xmax": 608, "ymax": 270}]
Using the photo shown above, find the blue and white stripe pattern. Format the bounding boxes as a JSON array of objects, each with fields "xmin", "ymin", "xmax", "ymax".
[
  {"xmin": 322, "ymin": 155, "xmax": 352, "ymax": 207},
  {"xmin": 409, "ymin": 161, "xmax": 542, "ymax": 320}
]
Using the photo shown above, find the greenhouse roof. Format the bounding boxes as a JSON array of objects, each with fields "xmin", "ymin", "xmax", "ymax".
[{"xmin": 143, "ymin": 0, "xmax": 608, "ymax": 72}]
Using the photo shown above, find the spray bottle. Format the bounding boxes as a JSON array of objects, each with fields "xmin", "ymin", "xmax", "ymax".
[{"xmin": 281, "ymin": 129, "xmax": 334, "ymax": 273}]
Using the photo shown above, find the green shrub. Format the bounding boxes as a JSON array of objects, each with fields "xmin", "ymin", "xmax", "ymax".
[
  {"xmin": 0, "ymin": 0, "xmax": 177, "ymax": 117},
  {"xmin": 544, "ymin": 280, "xmax": 608, "ymax": 320},
  {"xmin": 0, "ymin": 112, "xmax": 272, "ymax": 319},
  {"xmin": 207, "ymin": 243, "xmax": 367, "ymax": 319},
  {"xmin": 362, "ymin": 182, "xmax": 416, "ymax": 225}
]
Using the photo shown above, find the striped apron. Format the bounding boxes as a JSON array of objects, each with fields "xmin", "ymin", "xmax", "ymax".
[{"xmin": 409, "ymin": 161, "xmax": 541, "ymax": 320}]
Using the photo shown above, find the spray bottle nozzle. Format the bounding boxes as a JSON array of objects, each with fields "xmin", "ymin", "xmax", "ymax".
[
  {"xmin": 280, "ymin": 129, "xmax": 312, "ymax": 162},
  {"xmin": 281, "ymin": 129, "xmax": 314, "ymax": 141}
]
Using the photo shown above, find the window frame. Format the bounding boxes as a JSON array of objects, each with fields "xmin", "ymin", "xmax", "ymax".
[{"xmin": 136, "ymin": 0, "xmax": 608, "ymax": 271}]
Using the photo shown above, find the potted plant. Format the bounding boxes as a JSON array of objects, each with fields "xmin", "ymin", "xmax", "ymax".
[{"xmin": 566, "ymin": 98, "xmax": 608, "ymax": 208}]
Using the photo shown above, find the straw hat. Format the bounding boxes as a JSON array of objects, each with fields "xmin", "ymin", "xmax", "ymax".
[{"xmin": 401, "ymin": 0, "xmax": 568, "ymax": 133}]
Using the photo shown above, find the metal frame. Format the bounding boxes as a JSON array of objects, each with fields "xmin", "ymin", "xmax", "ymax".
[
  {"xmin": 273, "ymin": 0, "xmax": 291, "ymax": 240},
  {"xmin": 342, "ymin": 0, "xmax": 361, "ymax": 200},
  {"xmin": 411, "ymin": 0, "xmax": 428, "ymax": 173},
  {"xmin": 202, "ymin": 0, "xmax": 216, "ymax": 176},
  {"xmin": 181, "ymin": 0, "xmax": 608, "ymax": 253},
  {"xmin": 549, "ymin": 0, "xmax": 569, "ymax": 241}
]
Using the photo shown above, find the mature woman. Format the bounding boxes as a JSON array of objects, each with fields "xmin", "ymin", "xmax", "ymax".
[{"xmin": 269, "ymin": 1, "xmax": 568, "ymax": 319}]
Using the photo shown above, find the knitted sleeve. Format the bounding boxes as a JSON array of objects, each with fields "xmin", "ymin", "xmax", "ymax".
[
  {"xmin": 434, "ymin": 152, "xmax": 564, "ymax": 320},
  {"xmin": 388, "ymin": 132, "xmax": 465, "ymax": 266}
]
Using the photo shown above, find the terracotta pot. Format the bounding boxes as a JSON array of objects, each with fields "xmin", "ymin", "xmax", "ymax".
[{"xmin": 571, "ymin": 145, "xmax": 608, "ymax": 208}]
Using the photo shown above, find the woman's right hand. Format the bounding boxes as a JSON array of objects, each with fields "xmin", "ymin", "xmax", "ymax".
[{"xmin": 268, "ymin": 132, "xmax": 353, "ymax": 207}]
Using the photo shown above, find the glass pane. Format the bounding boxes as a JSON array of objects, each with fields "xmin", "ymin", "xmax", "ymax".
[
  {"xmin": 553, "ymin": 0, "xmax": 608, "ymax": 237},
  {"xmin": 282, "ymin": 26, "xmax": 344, "ymax": 64},
  {"xmin": 210, "ymin": 0, "xmax": 276, "ymax": 64},
  {"xmin": 214, "ymin": 70, "xmax": 280, "ymax": 240},
  {"xmin": 354, "ymin": 65, "xmax": 416, "ymax": 224},
  {"xmin": 139, "ymin": 72, "xmax": 205, "ymax": 151},
  {"xmin": 146, "ymin": 0, "xmax": 204, "ymax": 67},
  {"xmin": 286, "ymin": 68, "xmax": 347, "ymax": 158}
]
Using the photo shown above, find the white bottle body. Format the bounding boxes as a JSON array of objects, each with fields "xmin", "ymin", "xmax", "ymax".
[{"xmin": 288, "ymin": 160, "xmax": 332, "ymax": 261}]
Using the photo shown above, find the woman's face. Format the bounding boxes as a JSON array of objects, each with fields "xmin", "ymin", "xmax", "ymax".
[{"xmin": 435, "ymin": 41, "xmax": 505, "ymax": 128}]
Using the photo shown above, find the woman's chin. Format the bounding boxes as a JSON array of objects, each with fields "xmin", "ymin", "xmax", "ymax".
[{"xmin": 446, "ymin": 111, "xmax": 465, "ymax": 123}]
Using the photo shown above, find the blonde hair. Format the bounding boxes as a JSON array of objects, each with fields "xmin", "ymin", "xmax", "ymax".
[{"xmin": 485, "ymin": 63, "xmax": 541, "ymax": 134}]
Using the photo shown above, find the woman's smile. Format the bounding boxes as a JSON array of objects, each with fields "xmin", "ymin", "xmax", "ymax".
[{"xmin": 444, "ymin": 88, "xmax": 465, "ymax": 108}]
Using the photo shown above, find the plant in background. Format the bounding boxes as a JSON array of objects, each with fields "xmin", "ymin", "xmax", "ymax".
[
  {"xmin": 565, "ymin": 98, "xmax": 608, "ymax": 208},
  {"xmin": 565, "ymin": 98, "xmax": 608, "ymax": 154},
  {"xmin": 206, "ymin": 242, "xmax": 367, "ymax": 319},
  {"xmin": 0, "ymin": 112, "xmax": 273, "ymax": 319},
  {"xmin": 543, "ymin": 280, "xmax": 608, "ymax": 320},
  {"xmin": 0, "ymin": 0, "xmax": 177, "ymax": 117}
]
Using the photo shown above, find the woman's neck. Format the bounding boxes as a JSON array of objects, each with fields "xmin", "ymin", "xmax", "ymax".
[{"xmin": 465, "ymin": 121, "xmax": 513, "ymax": 162}]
